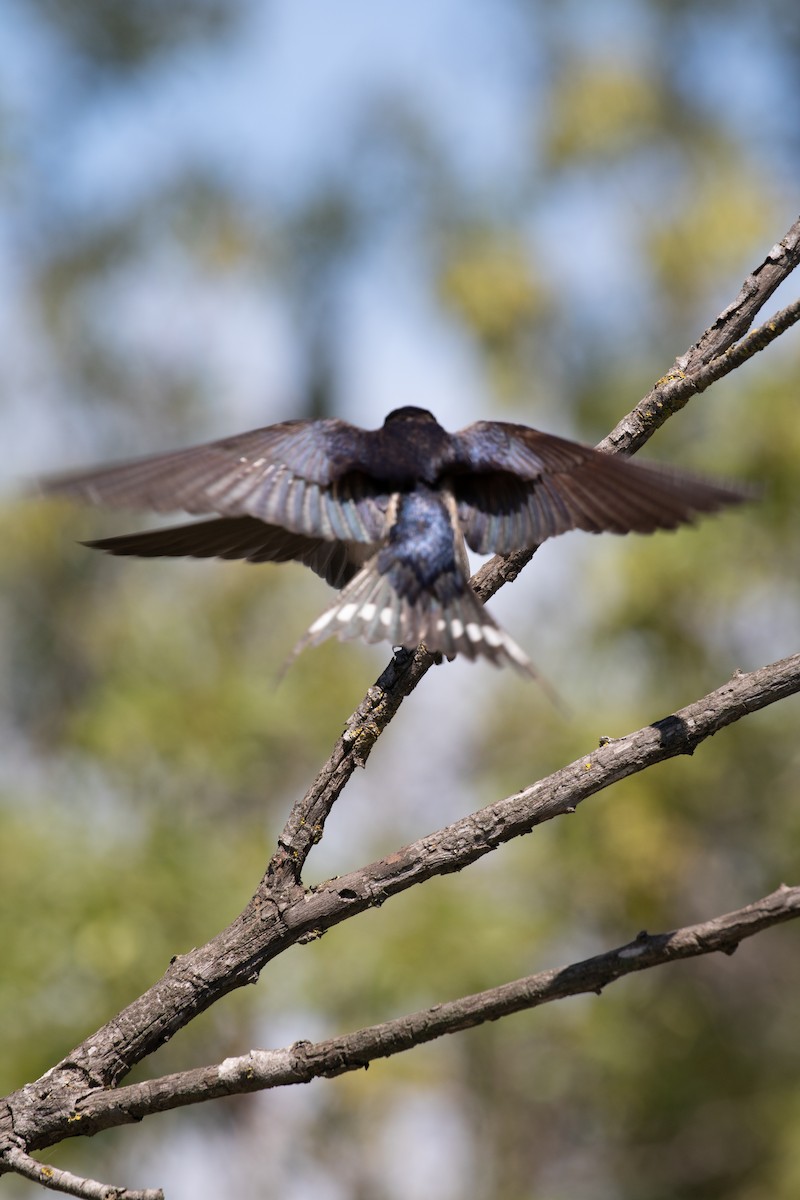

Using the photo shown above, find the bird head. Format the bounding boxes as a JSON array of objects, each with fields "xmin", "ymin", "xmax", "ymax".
[{"xmin": 383, "ymin": 407, "xmax": 440, "ymax": 426}]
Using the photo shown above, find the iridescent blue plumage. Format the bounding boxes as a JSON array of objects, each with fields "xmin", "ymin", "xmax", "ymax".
[
  {"xmin": 38, "ymin": 406, "xmax": 750, "ymax": 672},
  {"xmin": 378, "ymin": 489, "xmax": 461, "ymax": 605}
]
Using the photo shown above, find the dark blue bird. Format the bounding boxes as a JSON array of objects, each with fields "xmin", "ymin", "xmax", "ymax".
[{"xmin": 39, "ymin": 407, "xmax": 748, "ymax": 673}]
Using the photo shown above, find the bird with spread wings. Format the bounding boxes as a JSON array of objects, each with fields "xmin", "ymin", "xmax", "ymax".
[{"xmin": 39, "ymin": 406, "xmax": 749, "ymax": 674}]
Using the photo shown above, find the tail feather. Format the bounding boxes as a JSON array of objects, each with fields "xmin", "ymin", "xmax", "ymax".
[{"xmin": 294, "ymin": 553, "xmax": 536, "ymax": 675}]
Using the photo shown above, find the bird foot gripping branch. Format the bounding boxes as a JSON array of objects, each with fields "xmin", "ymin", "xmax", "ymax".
[{"xmin": 39, "ymin": 406, "xmax": 749, "ymax": 673}]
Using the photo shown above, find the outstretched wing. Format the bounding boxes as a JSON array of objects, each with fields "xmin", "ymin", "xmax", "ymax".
[
  {"xmin": 84, "ymin": 516, "xmax": 371, "ymax": 588},
  {"xmin": 451, "ymin": 422, "xmax": 750, "ymax": 554},
  {"xmin": 38, "ymin": 419, "xmax": 390, "ymax": 544}
]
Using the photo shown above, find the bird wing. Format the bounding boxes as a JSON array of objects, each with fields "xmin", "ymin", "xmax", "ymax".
[
  {"xmin": 38, "ymin": 419, "xmax": 390, "ymax": 544},
  {"xmin": 83, "ymin": 516, "xmax": 371, "ymax": 588},
  {"xmin": 451, "ymin": 422, "xmax": 750, "ymax": 554}
]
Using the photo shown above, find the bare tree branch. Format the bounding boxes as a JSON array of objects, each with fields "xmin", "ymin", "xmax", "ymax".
[
  {"xmin": 600, "ymin": 215, "xmax": 800, "ymax": 456},
  {"xmin": 53, "ymin": 884, "xmax": 800, "ymax": 1134},
  {"xmin": 474, "ymin": 216, "xmax": 800, "ymax": 605},
  {"xmin": 645, "ymin": 296, "xmax": 800, "ymax": 410},
  {"xmin": 1, "ymin": 1146, "xmax": 163, "ymax": 1200},
  {"xmin": 290, "ymin": 654, "xmax": 800, "ymax": 925},
  {"xmin": 675, "ymin": 217, "xmax": 800, "ymax": 370},
  {"xmin": 2, "ymin": 652, "xmax": 798, "ymax": 1163}
]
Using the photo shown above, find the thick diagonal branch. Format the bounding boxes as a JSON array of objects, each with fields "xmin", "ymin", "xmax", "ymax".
[
  {"xmin": 3, "ymin": 652, "xmax": 798, "ymax": 1158},
  {"xmin": 18, "ymin": 886, "xmax": 800, "ymax": 1138}
]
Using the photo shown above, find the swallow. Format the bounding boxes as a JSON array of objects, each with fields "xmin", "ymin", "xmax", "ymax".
[{"xmin": 38, "ymin": 406, "xmax": 749, "ymax": 673}]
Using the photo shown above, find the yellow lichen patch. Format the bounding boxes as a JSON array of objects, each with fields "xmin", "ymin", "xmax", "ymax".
[{"xmin": 655, "ymin": 371, "xmax": 686, "ymax": 386}]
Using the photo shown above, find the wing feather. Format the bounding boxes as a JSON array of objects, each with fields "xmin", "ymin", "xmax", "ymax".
[
  {"xmin": 452, "ymin": 424, "xmax": 750, "ymax": 554},
  {"xmin": 39, "ymin": 420, "xmax": 390, "ymax": 544},
  {"xmin": 83, "ymin": 516, "xmax": 369, "ymax": 588}
]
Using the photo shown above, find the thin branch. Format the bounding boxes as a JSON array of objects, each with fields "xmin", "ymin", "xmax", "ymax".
[
  {"xmin": 601, "ymin": 216, "xmax": 800, "ymax": 456},
  {"xmin": 4, "ymin": 652, "xmax": 798, "ymax": 1158},
  {"xmin": 643, "ymin": 296, "xmax": 800, "ymax": 411},
  {"xmin": 596, "ymin": 295, "xmax": 800, "ymax": 456},
  {"xmin": 53, "ymin": 886, "xmax": 800, "ymax": 1133},
  {"xmin": 676, "ymin": 216, "xmax": 800, "ymax": 371},
  {"xmin": 1, "ymin": 1146, "xmax": 162, "ymax": 1200},
  {"xmin": 269, "ymin": 641, "xmax": 434, "ymax": 885}
]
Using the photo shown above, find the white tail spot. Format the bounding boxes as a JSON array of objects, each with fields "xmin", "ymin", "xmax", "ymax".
[
  {"xmin": 308, "ymin": 610, "xmax": 336, "ymax": 635},
  {"xmin": 503, "ymin": 634, "xmax": 532, "ymax": 666}
]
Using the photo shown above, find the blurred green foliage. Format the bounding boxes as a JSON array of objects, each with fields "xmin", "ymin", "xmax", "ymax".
[
  {"xmin": 543, "ymin": 62, "xmax": 667, "ymax": 164},
  {"xmin": 2, "ymin": 2, "xmax": 800, "ymax": 1198}
]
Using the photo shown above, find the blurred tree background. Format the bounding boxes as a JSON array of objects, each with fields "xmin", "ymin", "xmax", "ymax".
[{"xmin": 1, "ymin": 1, "xmax": 799, "ymax": 1197}]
